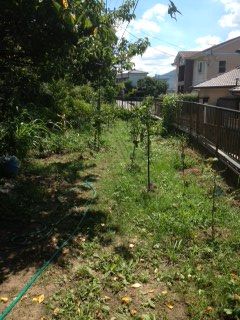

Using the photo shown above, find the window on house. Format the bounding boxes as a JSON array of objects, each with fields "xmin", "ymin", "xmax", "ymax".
[
  {"xmin": 178, "ymin": 65, "xmax": 185, "ymax": 81},
  {"xmin": 198, "ymin": 61, "xmax": 203, "ymax": 73},
  {"xmin": 219, "ymin": 61, "xmax": 226, "ymax": 73}
]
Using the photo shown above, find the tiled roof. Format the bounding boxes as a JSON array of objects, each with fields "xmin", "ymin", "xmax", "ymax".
[
  {"xmin": 194, "ymin": 67, "xmax": 240, "ymax": 88},
  {"xmin": 173, "ymin": 51, "xmax": 200, "ymax": 65},
  {"xmin": 178, "ymin": 51, "xmax": 200, "ymax": 59}
]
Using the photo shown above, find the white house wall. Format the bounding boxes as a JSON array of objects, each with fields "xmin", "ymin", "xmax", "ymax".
[
  {"xmin": 193, "ymin": 61, "xmax": 208, "ymax": 86},
  {"xmin": 192, "ymin": 37, "xmax": 240, "ymax": 87},
  {"xmin": 129, "ymin": 74, "xmax": 148, "ymax": 87}
]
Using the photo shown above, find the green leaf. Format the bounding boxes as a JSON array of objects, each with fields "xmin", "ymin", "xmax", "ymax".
[
  {"xmin": 224, "ymin": 308, "xmax": 233, "ymax": 315},
  {"xmin": 84, "ymin": 18, "xmax": 93, "ymax": 29},
  {"xmin": 52, "ymin": 0, "xmax": 61, "ymax": 12}
]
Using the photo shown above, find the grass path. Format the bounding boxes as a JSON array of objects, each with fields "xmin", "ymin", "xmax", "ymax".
[{"xmin": 0, "ymin": 120, "xmax": 239, "ymax": 320}]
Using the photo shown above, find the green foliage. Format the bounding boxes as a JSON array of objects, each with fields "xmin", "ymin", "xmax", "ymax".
[
  {"xmin": 161, "ymin": 93, "xmax": 199, "ymax": 135},
  {"xmin": 38, "ymin": 130, "xmax": 87, "ymax": 157},
  {"xmin": 96, "ymin": 121, "xmax": 240, "ymax": 319},
  {"xmin": 178, "ymin": 93, "xmax": 199, "ymax": 102},
  {"xmin": 0, "ymin": 114, "xmax": 48, "ymax": 159},
  {"xmin": 14, "ymin": 120, "xmax": 48, "ymax": 159},
  {"xmin": 0, "ymin": 0, "xmax": 150, "ymax": 158},
  {"xmin": 162, "ymin": 94, "xmax": 178, "ymax": 135},
  {"xmin": 137, "ymin": 77, "xmax": 168, "ymax": 98}
]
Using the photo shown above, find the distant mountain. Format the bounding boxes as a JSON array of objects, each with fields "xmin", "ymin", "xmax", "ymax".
[{"xmin": 155, "ymin": 70, "xmax": 177, "ymax": 92}]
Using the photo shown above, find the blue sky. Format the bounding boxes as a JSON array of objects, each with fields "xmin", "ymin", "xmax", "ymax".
[{"xmin": 112, "ymin": 0, "xmax": 240, "ymax": 75}]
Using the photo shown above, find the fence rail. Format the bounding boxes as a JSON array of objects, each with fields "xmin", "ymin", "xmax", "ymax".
[
  {"xmin": 174, "ymin": 101, "xmax": 240, "ymax": 175},
  {"xmin": 115, "ymin": 98, "xmax": 240, "ymax": 174}
]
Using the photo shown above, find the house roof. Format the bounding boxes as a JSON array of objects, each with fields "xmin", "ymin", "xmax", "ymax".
[
  {"xmin": 128, "ymin": 69, "xmax": 148, "ymax": 74},
  {"xmin": 173, "ymin": 36, "xmax": 240, "ymax": 65},
  {"xmin": 179, "ymin": 51, "xmax": 200, "ymax": 58},
  {"xmin": 194, "ymin": 66, "xmax": 240, "ymax": 88},
  {"xmin": 116, "ymin": 69, "xmax": 148, "ymax": 78},
  {"xmin": 173, "ymin": 51, "xmax": 199, "ymax": 65},
  {"xmin": 191, "ymin": 36, "xmax": 240, "ymax": 59}
]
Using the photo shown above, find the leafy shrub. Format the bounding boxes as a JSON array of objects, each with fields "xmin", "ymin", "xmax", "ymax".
[
  {"xmin": 178, "ymin": 93, "xmax": 199, "ymax": 102},
  {"xmin": 39, "ymin": 80, "xmax": 95, "ymax": 129},
  {"xmin": 0, "ymin": 116, "xmax": 48, "ymax": 159},
  {"xmin": 162, "ymin": 93, "xmax": 199, "ymax": 135},
  {"xmin": 162, "ymin": 94, "xmax": 178, "ymax": 135},
  {"xmin": 115, "ymin": 107, "xmax": 133, "ymax": 121},
  {"xmin": 15, "ymin": 120, "xmax": 48, "ymax": 159},
  {"xmin": 38, "ymin": 129, "xmax": 87, "ymax": 157}
]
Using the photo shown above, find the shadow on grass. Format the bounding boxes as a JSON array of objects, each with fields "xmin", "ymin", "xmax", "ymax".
[
  {"xmin": 0, "ymin": 154, "xmax": 107, "ymax": 284},
  {"xmin": 114, "ymin": 245, "xmax": 134, "ymax": 260}
]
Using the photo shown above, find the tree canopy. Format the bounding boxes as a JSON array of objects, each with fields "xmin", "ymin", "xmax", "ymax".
[
  {"xmin": 137, "ymin": 77, "xmax": 168, "ymax": 98},
  {"xmin": 0, "ymin": 0, "xmax": 150, "ymax": 119}
]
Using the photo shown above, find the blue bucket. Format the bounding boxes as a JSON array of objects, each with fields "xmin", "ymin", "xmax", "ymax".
[{"xmin": 0, "ymin": 156, "xmax": 20, "ymax": 177}]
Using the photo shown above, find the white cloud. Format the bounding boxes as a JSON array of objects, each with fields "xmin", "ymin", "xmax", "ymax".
[
  {"xmin": 128, "ymin": 3, "xmax": 168, "ymax": 35},
  {"xmin": 116, "ymin": 3, "xmax": 177, "ymax": 75},
  {"xmin": 194, "ymin": 35, "xmax": 222, "ymax": 50},
  {"xmin": 142, "ymin": 4, "xmax": 168, "ymax": 21},
  {"xmin": 131, "ymin": 44, "xmax": 177, "ymax": 76},
  {"xmin": 217, "ymin": 0, "xmax": 240, "ymax": 28},
  {"xmin": 227, "ymin": 29, "xmax": 240, "ymax": 39},
  {"xmin": 130, "ymin": 19, "xmax": 161, "ymax": 34}
]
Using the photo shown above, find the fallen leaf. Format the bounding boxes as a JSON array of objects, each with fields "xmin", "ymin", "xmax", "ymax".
[
  {"xmin": 166, "ymin": 303, "xmax": 174, "ymax": 310},
  {"xmin": 161, "ymin": 290, "xmax": 168, "ymax": 295},
  {"xmin": 142, "ymin": 289, "xmax": 154, "ymax": 295},
  {"xmin": 62, "ymin": 248, "xmax": 69, "ymax": 255},
  {"xmin": 233, "ymin": 294, "xmax": 240, "ymax": 301},
  {"xmin": 130, "ymin": 309, "xmax": 137, "ymax": 316},
  {"xmin": 148, "ymin": 289, "xmax": 154, "ymax": 293},
  {"xmin": 205, "ymin": 306, "xmax": 214, "ymax": 313},
  {"xmin": 131, "ymin": 283, "xmax": 142, "ymax": 288},
  {"xmin": 231, "ymin": 273, "xmax": 238, "ymax": 280},
  {"xmin": 32, "ymin": 294, "xmax": 45, "ymax": 304},
  {"xmin": 121, "ymin": 296, "xmax": 132, "ymax": 304},
  {"xmin": 104, "ymin": 295, "xmax": 111, "ymax": 301},
  {"xmin": 53, "ymin": 308, "xmax": 60, "ymax": 315},
  {"xmin": 0, "ymin": 297, "xmax": 8, "ymax": 303}
]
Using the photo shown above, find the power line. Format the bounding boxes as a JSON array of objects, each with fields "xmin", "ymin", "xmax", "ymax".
[
  {"xmin": 126, "ymin": 29, "xmax": 184, "ymax": 50},
  {"xmin": 116, "ymin": 2, "xmax": 184, "ymax": 51},
  {"xmin": 139, "ymin": 30, "xmax": 185, "ymax": 50},
  {"xmin": 119, "ymin": 0, "xmax": 140, "ymax": 41},
  {"xmin": 125, "ymin": 30, "xmax": 176, "ymax": 57}
]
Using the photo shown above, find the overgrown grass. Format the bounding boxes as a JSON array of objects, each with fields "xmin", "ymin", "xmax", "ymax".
[
  {"xmin": 1, "ymin": 120, "xmax": 239, "ymax": 320},
  {"xmin": 43, "ymin": 120, "xmax": 240, "ymax": 319}
]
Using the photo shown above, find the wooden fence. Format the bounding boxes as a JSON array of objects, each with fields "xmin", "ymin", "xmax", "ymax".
[{"xmin": 173, "ymin": 101, "xmax": 240, "ymax": 175}]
